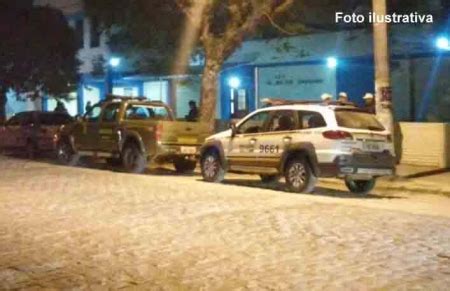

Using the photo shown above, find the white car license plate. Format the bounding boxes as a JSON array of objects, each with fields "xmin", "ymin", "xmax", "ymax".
[
  {"xmin": 357, "ymin": 168, "xmax": 393, "ymax": 175},
  {"xmin": 181, "ymin": 146, "xmax": 197, "ymax": 154},
  {"xmin": 363, "ymin": 142, "xmax": 382, "ymax": 152}
]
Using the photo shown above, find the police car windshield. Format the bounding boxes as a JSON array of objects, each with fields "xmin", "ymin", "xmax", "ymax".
[{"xmin": 335, "ymin": 109, "xmax": 385, "ymax": 131}]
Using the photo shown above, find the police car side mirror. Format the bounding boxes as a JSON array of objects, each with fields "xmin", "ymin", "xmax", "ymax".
[{"xmin": 230, "ymin": 122, "xmax": 237, "ymax": 137}]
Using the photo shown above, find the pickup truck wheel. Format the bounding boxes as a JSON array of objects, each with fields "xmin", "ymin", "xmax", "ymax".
[
  {"xmin": 201, "ymin": 151, "xmax": 225, "ymax": 183},
  {"xmin": 56, "ymin": 140, "xmax": 79, "ymax": 166},
  {"xmin": 174, "ymin": 159, "xmax": 197, "ymax": 174},
  {"xmin": 260, "ymin": 175, "xmax": 279, "ymax": 184},
  {"xmin": 345, "ymin": 177, "xmax": 376, "ymax": 195},
  {"xmin": 285, "ymin": 157, "xmax": 317, "ymax": 193},
  {"xmin": 122, "ymin": 144, "xmax": 146, "ymax": 174}
]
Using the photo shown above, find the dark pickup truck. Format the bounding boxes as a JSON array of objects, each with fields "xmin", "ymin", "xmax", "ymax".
[{"xmin": 56, "ymin": 96, "xmax": 209, "ymax": 173}]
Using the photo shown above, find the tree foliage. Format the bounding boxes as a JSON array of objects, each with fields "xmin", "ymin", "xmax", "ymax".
[{"xmin": 0, "ymin": 1, "xmax": 79, "ymax": 121}]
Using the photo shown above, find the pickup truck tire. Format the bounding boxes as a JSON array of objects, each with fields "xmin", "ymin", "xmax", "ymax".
[
  {"xmin": 56, "ymin": 140, "xmax": 80, "ymax": 166},
  {"xmin": 201, "ymin": 151, "xmax": 225, "ymax": 183},
  {"xmin": 122, "ymin": 143, "xmax": 147, "ymax": 174},
  {"xmin": 285, "ymin": 157, "xmax": 317, "ymax": 193},
  {"xmin": 260, "ymin": 175, "xmax": 279, "ymax": 184},
  {"xmin": 174, "ymin": 159, "xmax": 197, "ymax": 174},
  {"xmin": 345, "ymin": 177, "xmax": 376, "ymax": 195}
]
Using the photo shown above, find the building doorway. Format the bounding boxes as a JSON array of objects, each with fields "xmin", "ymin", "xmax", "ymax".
[{"xmin": 230, "ymin": 88, "xmax": 248, "ymax": 119}]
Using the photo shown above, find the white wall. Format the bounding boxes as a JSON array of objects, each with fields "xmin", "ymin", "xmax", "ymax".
[
  {"xmin": 175, "ymin": 79, "xmax": 201, "ymax": 119},
  {"xmin": 112, "ymin": 87, "xmax": 139, "ymax": 97},
  {"xmin": 5, "ymin": 91, "xmax": 42, "ymax": 118},
  {"xmin": 82, "ymin": 86, "xmax": 101, "ymax": 110},
  {"xmin": 143, "ymin": 81, "xmax": 169, "ymax": 103},
  {"xmin": 47, "ymin": 93, "xmax": 78, "ymax": 116}
]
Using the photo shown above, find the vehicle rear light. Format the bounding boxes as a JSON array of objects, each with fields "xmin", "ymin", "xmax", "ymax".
[
  {"xmin": 155, "ymin": 123, "xmax": 163, "ymax": 142},
  {"xmin": 322, "ymin": 130, "xmax": 353, "ymax": 140}
]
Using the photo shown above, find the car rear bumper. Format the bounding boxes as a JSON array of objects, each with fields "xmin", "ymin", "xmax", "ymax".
[
  {"xmin": 152, "ymin": 144, "xmax": 201, "ymax": 163},
  {"xmin": 319, "ymin": 152, "xmax": 396, "ymax": 178}
]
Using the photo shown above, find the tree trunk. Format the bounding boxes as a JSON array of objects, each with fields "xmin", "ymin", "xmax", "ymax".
[
  {"xmin": 199, "ymin": 59, "xmax": 221, "ymax": 132},
  {"xmin": 0, "ymin": 89, "xmax": 6, "ymax": 123}
]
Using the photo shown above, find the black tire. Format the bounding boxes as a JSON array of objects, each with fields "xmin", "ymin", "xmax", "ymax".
[
  {"xmin": 345, "ymin": 177, "xmax": 376, "ymax": 195},
  {"xmin": 260, "ymin": 174, "xmax": 279, "ymax": 184},
  {"xmin": 122, "ymin": 143, "xmax": 147, "ymax": 174},
  {"xmin": 201, "ymin": 150, "xmax": 225, "ymax": 183},
  {"xmin": 284, "ymin": 157, "xmax": 317, "ymax": 193},
  {"xmin": 174, "ymin": 159, "xmax": 197, "ymax": 174},
  {"xmin": 25, "ymin": 141, "xmax": 37, "ymax": 160},
  {"xmin": 56, "ymin": 140, "xmax": 80, "ymax": 166}
]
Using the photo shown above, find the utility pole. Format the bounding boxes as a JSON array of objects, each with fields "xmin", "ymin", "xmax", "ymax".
[{"xmin": 372, "ymin": 0, "xmax": 394, "ymax": 134}]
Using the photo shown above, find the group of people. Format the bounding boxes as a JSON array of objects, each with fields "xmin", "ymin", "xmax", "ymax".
[{"xmin": 320, "ymin": 92, "xmax": 376, "ymax": 113}]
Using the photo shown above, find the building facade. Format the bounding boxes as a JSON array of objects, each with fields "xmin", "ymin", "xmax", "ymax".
[{"xmin": 6, "ymin": 1, "xmax": 449, "ymax": 124}]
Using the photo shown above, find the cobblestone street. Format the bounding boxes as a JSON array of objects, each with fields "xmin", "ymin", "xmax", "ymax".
[{"xmin": 0, "ymin": 156, "xmax": 449, "ymax": 290}]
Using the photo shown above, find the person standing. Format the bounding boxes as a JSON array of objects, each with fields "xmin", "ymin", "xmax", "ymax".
[
  {"xmin": 363, "ymin": 93, "xmax": 376, "ymax": 114},
  {"xmin": 185, "ymin": 100, "xmax": 199, "ymax": 121},
  {"xmin": 54, "ymin": 101, "xmax": 68, "ymax": 114},
  {"xmin": 338, "ymin": 92, "xmax": 349, "ymax": 103},
  {"xmin": 321, "ymin": 93, "xmax": 333, "ymax": 105},
  {"xmin": 85, "ymin": 101, "xmax": 93, "ymax": 113}
]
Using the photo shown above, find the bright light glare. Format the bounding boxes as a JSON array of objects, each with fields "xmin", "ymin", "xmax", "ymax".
[
  {"xmin": 109, "ymin": 57, "xmax": 121, "ymax": 67},
  {"xmin": 228, "ymin": 77, "xmax": 241, "ymax": 89},
  {"xmin": 436, "ymin": 37, "xmax": 450, "ymax": 50},
  {"xmin": 327, "ymin": 57, "xmax": 338, "ymax": 68}
]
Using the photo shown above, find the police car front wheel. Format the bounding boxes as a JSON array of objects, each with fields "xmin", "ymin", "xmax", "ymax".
[{"xmin": 201, "ymin": 151, "xmax": 225, "ymax": 183}]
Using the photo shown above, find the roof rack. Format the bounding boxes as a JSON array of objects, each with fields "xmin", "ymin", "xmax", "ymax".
[
  {"xmin": 261, "ymin": 98, "xmax": 357, "ymax": 107},
  {"xmin": 104, "ymin": 94, "xmax": 148, "ymax": 102}
]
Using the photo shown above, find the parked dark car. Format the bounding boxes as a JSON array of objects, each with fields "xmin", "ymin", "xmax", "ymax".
[{"xmin": 0, "ymin": 111, "xmax": 74, "ymax": 158}]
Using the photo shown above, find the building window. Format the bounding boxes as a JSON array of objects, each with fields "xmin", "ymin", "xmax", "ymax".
[
  {"xmin": 90, "ymin": 17, "xmax": 101, "ymax": 48},
  {"xmin": 75, "ymin": 19, "xmax": 84, "ymax": 49}
]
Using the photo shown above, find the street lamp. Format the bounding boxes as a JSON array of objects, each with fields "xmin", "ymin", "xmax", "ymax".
[
  {"xmin": 326, "ymin": 57, "xmax": 338, "ymax": 69},
  {"xmin": 106, "ymin": 57, "xmax": 121, "ymax": 95},
  {"xmin": 436, "ymin": 37, "xmax": 450, "ymax": 51},
  {"xmin": 109, "ymin": 57, "xmax": 121, "ymax": 68},
  {"xmin": 228, "ymin": 76, "xmax": 241, "ymax": 89}
]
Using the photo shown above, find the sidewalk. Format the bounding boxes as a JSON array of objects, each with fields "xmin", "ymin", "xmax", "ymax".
[
  {"xmin": 388, "ymin": 165, "xmax": 450, "ymax": 195},
  {"xmin": 323, "ymin": 165, "xmax": 450, "ymax": 196}
]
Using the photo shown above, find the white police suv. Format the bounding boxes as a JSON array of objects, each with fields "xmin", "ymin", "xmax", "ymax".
[{"xmin": 200, "ymin": 100, "xmax": 395, "ymax": 194}]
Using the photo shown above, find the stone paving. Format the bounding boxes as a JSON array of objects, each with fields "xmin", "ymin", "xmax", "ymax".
[{"xmin": 0, "ymin": 156, "xmax": 449, "ymax": 290}]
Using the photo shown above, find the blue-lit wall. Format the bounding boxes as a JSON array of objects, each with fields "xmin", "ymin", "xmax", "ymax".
[{"xmin": 219, "ymin": 65, "xmax": 255, "ymax": 120}]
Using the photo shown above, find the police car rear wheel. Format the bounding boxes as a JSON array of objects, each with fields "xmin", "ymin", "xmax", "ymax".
[
  {"xmin": 201, "ymin": 151, "xmax": 225, "ymax": 183},
  {"xmin": 285, "ymin": 157, "xmax": 317, "ymax": 193},
  {"xmin": 345, "ymin": 177, "xmax": 376, "ymax": 195}
]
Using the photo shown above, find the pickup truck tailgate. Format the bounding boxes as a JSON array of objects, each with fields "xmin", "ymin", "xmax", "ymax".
[{"xmin": 158, "ymin": 121, "xmax": 209, "ymax": 145}]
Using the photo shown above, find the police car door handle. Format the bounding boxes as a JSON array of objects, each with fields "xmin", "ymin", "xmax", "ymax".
[{"xmin": 249, "ymin": 138, "xmax": 257, "ymax": 145}]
